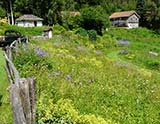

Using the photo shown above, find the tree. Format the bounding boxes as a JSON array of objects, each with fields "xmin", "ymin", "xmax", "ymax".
[
  {"xmin": 80, "ymin": 6, "xmax": 110, "ymax": 35},
  {"xmin": 0, "ymin": 6, "xmax": 6, "ymax": 18},
  {"xmin": 136, "ymin": 0, "xmax": 146, "ymax": 27}
]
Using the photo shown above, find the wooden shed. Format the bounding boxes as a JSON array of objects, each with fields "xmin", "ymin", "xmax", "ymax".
[
  {"xmin": 43, "ymin": 28, "xmax": 53, "ymax": 38},
  {"xmin": 109, "ymin": 11, "xmax": 140, "ymax": 28}
]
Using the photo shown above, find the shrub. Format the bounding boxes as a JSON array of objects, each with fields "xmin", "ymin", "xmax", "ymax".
[
  {"xmin": 75, "ymin": 27, "xmax": 88, "ymax": 37},
  {"xmin": 147, "ymin": 60, "xmax": 160, "ymax": 70},
  {"xmin": 88, "ymin": 30, "xmax": 97, "ymax": 41},
  {"xmin": 37, "ymin": 98, "xmax": 109, "ymax": 124},
  {"xmin": 13, "ymin": 46, "xmax": 53, "ymax": 76},
  {"xmin": 53, "ymin": 24, "xmax": 66, "ymax": 35}
]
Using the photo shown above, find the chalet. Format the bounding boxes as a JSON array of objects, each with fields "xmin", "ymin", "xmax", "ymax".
[
  {"xmin": 16, "ymin": 14, "xmax": 43, "ymax": 27},
  {"xmin": 109, "ymin": 11, "xmax": 140, "ymax": 28}
]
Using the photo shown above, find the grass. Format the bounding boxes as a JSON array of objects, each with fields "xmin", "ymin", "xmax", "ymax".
[
  {"xmin": 13, "ymin": 28, "xmax": 160, "ymax": 124},
  {"xmin": 0, "ymin": 23, "xmax": 160, "ymax": 123},
  {"xmin": 0, "ymin": 49, "xmax": 12, "ymax": 124},
  {"xmin": 0, "ymin": 23, "xmax": 49, "ymax": 36}
]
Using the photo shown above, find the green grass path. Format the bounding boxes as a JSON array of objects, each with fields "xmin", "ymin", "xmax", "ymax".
[
  {"xmin": 107, "ymin": 50, "xmax": 154, "ymax": 76},
  {"xmin": 0, "ymin": 49, "xmax": 12, "ymax": 123}
]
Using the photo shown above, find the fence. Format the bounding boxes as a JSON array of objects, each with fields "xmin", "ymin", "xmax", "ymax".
[{"xmin": 3, "ymin": 38, "xmax": 36, "ymax": 124}]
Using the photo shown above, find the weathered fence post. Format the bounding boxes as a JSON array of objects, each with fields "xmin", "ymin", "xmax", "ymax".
[{"xmin": 3, "ymin": 38, "xmax": 36, "ymax": 124}]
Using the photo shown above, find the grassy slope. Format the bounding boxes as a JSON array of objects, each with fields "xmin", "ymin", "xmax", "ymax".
[
  {"xmin": 13, "ymin": 28, "xmax": 160, "ymax": 124},
  {"xmin": 0, "ymin": 49, "xmax": 12, "ymax": 124}
]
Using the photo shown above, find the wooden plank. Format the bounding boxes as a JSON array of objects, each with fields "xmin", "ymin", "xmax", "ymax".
[
  {"xmin": 19, "ymin": 78, "xmax": 32, "ymax": 124},
  {"xmin": 28, "ymin": 78, "xmax": 36, "ymax": 124},
  {"xmin": 9, "ymin": 84, "xmax": 26, "ymax": 124}
]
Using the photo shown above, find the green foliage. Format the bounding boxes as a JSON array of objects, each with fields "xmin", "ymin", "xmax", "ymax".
[
  {"xmin": 0, "ymin": 6, "xmax": 6, "ymax": 18},
  {"xmin": 0, "ymin": 24, "xmax": 45, "ymax": 36},
  {"xmin": 88, "ymin": 30, "xmax": 97, "ymax": 41},
  {"xmin": 136, "ymin": 0, "xmax": 160, "ymax": 30},
  {"xmin": 62, "ymin": 12, "xmax": 82, "ymax": 30},
  {"xmin": 11, "ymin": 26, "xmax": 160, "ymax": 124},
  {"xmin": 37, "ymin": 98, "xmax": 109, "ymax": 124},
  {"xmin": 0, "ymin": 49, "xmax": 13, "ymax": 124},
  {"xmin": 75, "ymin": 27, "xmax": 88, "ymax": 37},
  {"xmin": 80, "ymin": 6, "xmax": 110, "ymax": 35},
  {"xmin": 53, "ymin": 24, "xmax": 66, "ymax": 35},
  {"xmin": 13, "ymin": 46, "xmax": 53, "ymax": 76}
]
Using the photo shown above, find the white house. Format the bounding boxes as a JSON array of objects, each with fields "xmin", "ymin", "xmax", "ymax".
[
  {"xmin": 109, "ymin": 10, "xmax": 140, "ymax": 28},
  {"xmin": 16, "ymin": 14, "xmax": 43, "ymax": 27}
]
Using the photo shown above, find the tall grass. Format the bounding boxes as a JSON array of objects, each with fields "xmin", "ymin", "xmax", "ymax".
[{"xmin": 13, "ymin": 28, "xmax": 160, "ymax": 124}]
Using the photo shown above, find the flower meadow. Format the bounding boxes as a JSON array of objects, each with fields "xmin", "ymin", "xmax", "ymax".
[{"xmin": 13, "ymin": 27, "xmax": 160, "ymax": 124}]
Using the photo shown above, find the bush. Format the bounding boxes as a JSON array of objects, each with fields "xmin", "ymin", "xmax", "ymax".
[
  {"xmin": 13, "ymin": 46, "xmax": 53, "ymax": 76},
  {"xmin": 75, "ymin": 27, "xmax": 88, "ymax": 37},
  {"xmin": 88, "ymin": 30, "xmax": 97, "ymax": 41},
  {"xmin": 37, "ymin": 98, "xmax": 110, "ymax": 124},
  {"xmin": 53, "ymin": 24, "xmax": 66, "ymax": 35},
  {"xmin": 147, "ymin": 60, "xmax": 160, "ymax": 70}
]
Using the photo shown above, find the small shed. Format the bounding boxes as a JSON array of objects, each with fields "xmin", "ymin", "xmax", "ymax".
[
  {"xmin": 109, "ymin": 10, "xmax": 140, "ymax": 28},
  {"xmin": 16, "ymin": 14, "xmax": 43, "ymax": 27},
  {"xmin": 43, "ymin": 28, "xmax": 53, "ymax": 38}
]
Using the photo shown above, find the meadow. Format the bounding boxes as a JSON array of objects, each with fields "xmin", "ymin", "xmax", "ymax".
[
  {"xmin": 0, "ymin": 23, "xmax": 160, "ymax": 123},
  {"xmin": 12, "ymin": 26, "xmax": 160, "ymax": 124}
]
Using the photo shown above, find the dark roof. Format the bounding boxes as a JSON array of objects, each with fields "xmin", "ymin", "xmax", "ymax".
[
  {"xmin": 43, "ymin": 28, "xmax": 53, "ymax": 32},
  {"xmin": 109, "ymin": 10, "xmax": 140, "ymax": 19},
  {"xmin": 16, "ymin": 14, "xmax": 43, "ymax": 21}
]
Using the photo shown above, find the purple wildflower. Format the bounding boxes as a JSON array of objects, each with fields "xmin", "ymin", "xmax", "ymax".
[
  {"xmin": 117, "ymin": 39, "xmax": 131, "ymax": 45},
  {"xmin": 66, "ymin": 75, "xmax": 72, "ymax": 80},
  {"xmin": 36, "ymin": 48, "xmax": 47, "ymax": 56}
]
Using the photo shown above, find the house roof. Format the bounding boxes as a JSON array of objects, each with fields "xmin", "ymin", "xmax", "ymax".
[
  {"xmin": 61, "ymin": 11, "xmax": 80, "ymax": 16},
  {"xmin": 109, "ymin": 10, "xmax": 140, "ymax": 19},
  {"xmin": 16, "ymin": 14, "xmax": 43, "ymax": 21}
]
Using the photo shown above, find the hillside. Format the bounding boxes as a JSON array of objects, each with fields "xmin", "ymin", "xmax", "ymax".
[{"xmin": 10, "ymin": 26, "xmax": 160, "ymax": 124}]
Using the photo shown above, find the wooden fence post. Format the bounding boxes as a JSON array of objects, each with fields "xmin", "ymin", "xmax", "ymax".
[
  {"xmin": 3, "ymin": 38, "xmax": 36, "ymax": 124},
  {"xmin": 9, "ymin": 84, "xmax": 26, "ymax": 124}
]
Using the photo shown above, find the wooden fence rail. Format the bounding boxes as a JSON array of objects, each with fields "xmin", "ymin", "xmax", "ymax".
[{"xmin": 3, "ymin": 38, "xmax": 36, "ymax": 124}]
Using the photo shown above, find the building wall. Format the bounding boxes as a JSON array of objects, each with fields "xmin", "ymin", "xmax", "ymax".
[
  {"xmin": 127, "ymin": 23, "xmax": 139, "ymax": 28},
  {"xmin": 127, "ymin": 14, "xmax": 139, "ymax": 28},
  {"xmin": 17, "ymin": 21, "xmax": 24, "ymax": 27},
  {"xmin": 37, "ymin": 21, "xmax": 43, "ymax": 27},
  {"xmin": 17, "ymin": 21, "xmax": 43, "ymax": 27}
]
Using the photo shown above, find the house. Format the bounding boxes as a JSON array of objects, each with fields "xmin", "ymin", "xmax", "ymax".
[
  {"xmin": 109, "ymin": 10, "xmax": 140, "ymax": 28},
  {"xmin": 16, "ymin": 14, "xmax": 43, "ymax": 27}
]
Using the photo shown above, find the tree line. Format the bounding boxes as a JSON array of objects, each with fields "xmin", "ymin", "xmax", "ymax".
[{"xmin": 0, "ymin": 0, "xmax": 160, "ymax": 33}]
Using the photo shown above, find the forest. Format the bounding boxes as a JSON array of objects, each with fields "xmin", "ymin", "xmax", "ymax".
[{"xmin": 0, "ymin": 0, "xmax": 160, "ymax": 32}]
